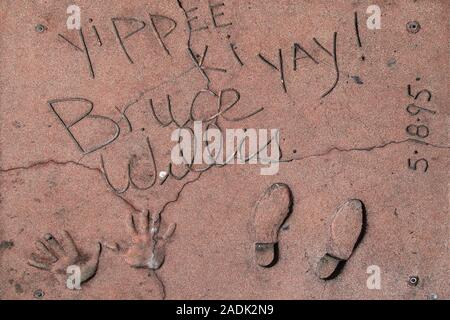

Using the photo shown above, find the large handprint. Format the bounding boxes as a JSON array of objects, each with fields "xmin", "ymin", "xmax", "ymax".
[
  {"xmin": 27, "ymin": 231, "xmax": 102, "ymax": 284},
  {"xmin": 125, "ymin": 210, "xmax": 176, "ymax": 269}
]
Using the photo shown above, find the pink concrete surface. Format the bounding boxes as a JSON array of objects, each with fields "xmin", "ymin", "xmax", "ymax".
[{"xmin": 0, "ymin": 0, "xmax": 448, "ymax": 299}]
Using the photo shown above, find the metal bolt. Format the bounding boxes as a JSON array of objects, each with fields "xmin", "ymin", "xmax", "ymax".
[
  {"xmin": 408, "ymin": 275, "xmax": 419, "ymax": 286},
  {"xmin": 406, "ymin": 21, "xmax": 421, "ymax": 34},
  {"xmin": 33, "ymin": 289, "xmax": 44, "ymax": 299},
  {"xmin": 35, "ymin": 24, "xmax": 46, "ymax": 33}
]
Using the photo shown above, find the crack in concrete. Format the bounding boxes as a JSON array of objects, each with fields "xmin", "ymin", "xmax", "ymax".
[
  {"xmin": 0, "ymin": 159, "xmax": 100, "ymax": 174},
  {"xmin": 283, "ymin": 138, "xmax": 450, "ymax": 163},
  {"xmin": 1, "ymin": 138, "xmax": 446, "ymax": 216},
  {"xmin": 151, "ymin": 270, "xmax": 166, "ymax": 300},
  {"xmin": 0, "ymin": 159, "xmax": 142, "ymax": 213},
  {"xmin": 158, "ymin": 171, "xmax": 205, "ymax": 216}
]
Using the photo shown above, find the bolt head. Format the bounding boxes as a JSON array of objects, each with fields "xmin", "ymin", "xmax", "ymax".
[
  {"xmin": 33, "ymin": 289, "xmax": 44, "ymax": 299},
  {"xmin": 35, "ymin": 24, "xmax": 46, "ymax": 33},
  {"xmin": 406, "ymin": 21, "xmax": 421, "ymax": 34},
  {"xmin": 408, "ymin": 275, "xmax": 419, "ymax": 286}
]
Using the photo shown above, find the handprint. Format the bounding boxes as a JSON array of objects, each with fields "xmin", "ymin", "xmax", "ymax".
[
  {"xmin": 125, "ymin": 210, "xmax": 176, "ymax": 269},
  {"xmin": 27, "ymin": 231, "xmax": 102, "ymax": 284}
]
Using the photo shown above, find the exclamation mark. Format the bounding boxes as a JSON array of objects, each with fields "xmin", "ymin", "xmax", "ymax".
[
  {"xmin": 89, "ymin": 18, "xmax": 102, "ymax": 47},
  {"xmin": 354, "ymin": 11, "xmax": 365, "ymax": 61}
]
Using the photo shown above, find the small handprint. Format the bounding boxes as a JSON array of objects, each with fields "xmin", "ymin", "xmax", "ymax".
[
  {"xmin": 27, "ymin": 231, "xmax": 102, "ymax": 284},
  {"xmin": 125, "ymin": 210, "xmax": 176, "ymax": 269}
]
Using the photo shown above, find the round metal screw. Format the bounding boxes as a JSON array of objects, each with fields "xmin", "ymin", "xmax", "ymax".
[
  {"xmin": 408, "ymin": 275, "xmax": 419, "ymax": 286},
  {"xmin": 406, "ymin": 21, "xmax": 421, "ymax": 34},
  {"xmin": 35, "ymin": 24, "xmax": 46, "ymax": 33},
  {"xmin": 33, "ymin": 289, "xmax": 44, "ymax": 299}
]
